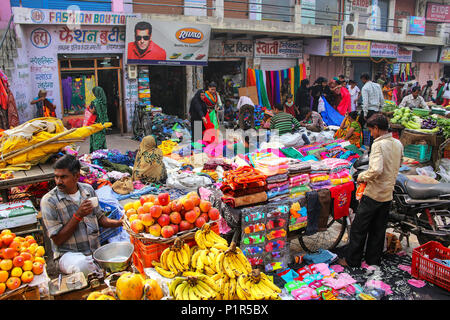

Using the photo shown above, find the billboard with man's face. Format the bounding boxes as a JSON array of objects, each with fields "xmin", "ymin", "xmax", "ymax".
[{"xmin": 125, "ymin": 18, "xmax": 211, "ymax": 66}]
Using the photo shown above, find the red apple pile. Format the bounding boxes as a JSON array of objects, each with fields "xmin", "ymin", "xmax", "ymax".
[{"xmin": 125, "ymin": 192, "xmax": 220, "ymax": 239}]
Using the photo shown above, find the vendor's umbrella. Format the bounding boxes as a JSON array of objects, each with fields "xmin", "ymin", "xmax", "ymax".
[{"xmin": 320, "ymin": 96, "xmax": 344, "ymax": 127}]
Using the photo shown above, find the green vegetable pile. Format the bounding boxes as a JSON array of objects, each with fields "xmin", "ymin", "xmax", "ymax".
[
  {"xmin": 391, "ymin": 107, "xmax": 440, "ymax": 133},
  {"xmin": 382, "ymin": 100, "xmax": 397, "ymax": 112},
  {"xmin": 432, "ymin": 115, "xmax": 450, "ymax": 139}
]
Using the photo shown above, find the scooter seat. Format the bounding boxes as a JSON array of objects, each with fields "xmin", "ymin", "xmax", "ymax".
[{"xmin": 404, "ymin": 179, "xmax": 450, "ymax": 199}]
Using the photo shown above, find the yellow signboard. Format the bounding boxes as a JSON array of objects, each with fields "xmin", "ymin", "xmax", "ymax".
[
  {"xmin": 335, "ymin": 40, "xmax": 371, "ymax": 57},
  {"xmin": 331, "ymin": 25, "xmax": 343, "ymax": 55}
]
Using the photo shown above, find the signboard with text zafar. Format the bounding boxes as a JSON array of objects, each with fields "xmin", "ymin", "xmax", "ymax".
[{"xmin": 125, "ymin": 18, "xmax": 211, "ymax": 66}]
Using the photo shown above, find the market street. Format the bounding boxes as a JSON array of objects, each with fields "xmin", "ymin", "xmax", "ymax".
[{"xmin": 0, "ymin": 0, "xmax": 450, "ymax": 303}]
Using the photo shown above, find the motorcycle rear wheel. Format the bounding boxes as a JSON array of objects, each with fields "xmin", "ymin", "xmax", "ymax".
[{"xmin": 298, "ymin": 215, "xmax": 347, "ymax": 253}]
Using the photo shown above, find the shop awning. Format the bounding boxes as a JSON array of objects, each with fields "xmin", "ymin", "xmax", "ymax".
[{"xmin": 400, "ymin": 45, "xmax": 423, "ymax": 52}]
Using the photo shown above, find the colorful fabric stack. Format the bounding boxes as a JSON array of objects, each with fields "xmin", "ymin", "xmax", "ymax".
[
  {"xmin": 220, "ymin": 166, "xmax": 268, "ymax": 208},
  {"xmin": 287, "ymin": 159, "xmax": 311, "ymax": 198},
  {"xmin": 249, "ymin": 153, "xmax": 290, "ymax": 200}
]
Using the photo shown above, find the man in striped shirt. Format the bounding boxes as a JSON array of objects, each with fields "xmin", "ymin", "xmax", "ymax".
[{"xmin": 270, "ymin": 103, "xmax": 302, "ymax": 135}]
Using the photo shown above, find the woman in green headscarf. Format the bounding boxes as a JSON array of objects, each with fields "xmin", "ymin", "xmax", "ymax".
[{"xmin": 88, "ymin": 86, "xmax": 109, "ymax": 152}]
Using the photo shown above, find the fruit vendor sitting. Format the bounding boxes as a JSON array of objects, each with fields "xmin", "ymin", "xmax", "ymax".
[
  {"xmin": 41, "ymin": 155, "xmax": 123, "ymax": 276},
  {"xmin": 398, "ymin": 86, "xmax": 429, "ymax": 109}
]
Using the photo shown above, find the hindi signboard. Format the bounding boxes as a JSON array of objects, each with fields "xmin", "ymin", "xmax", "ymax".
[
  {"xmin": 370, "ymin": 42, "xmax": 398, "ymax": 58},
  {"xmin": 254, "ymin": 39, "xmax": 303, "ymax": 59}
]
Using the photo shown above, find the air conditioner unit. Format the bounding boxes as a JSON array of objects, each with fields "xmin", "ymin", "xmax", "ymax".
[
  {"xmin": 343, "ymin": 21, "xmax": 358, "ymax": 38},
  {"xmin": 127, "ymin": 64, "xmax": 137, "ymax": 79}
]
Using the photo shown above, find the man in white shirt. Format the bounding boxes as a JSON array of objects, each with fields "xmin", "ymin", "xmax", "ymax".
[
  {"xmin": 348, "ymin": 80, "xmax": 361, "ymax": 112},
  {"xmin": 398, "ymin": 86, "xmax": 429, "ymax": 109},
  {"xmin": 360, "ymin": 73, "xmax": 384, "ymax": 120}
]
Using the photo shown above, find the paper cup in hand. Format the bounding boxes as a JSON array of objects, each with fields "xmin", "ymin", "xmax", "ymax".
[{"xmin": 88, "ymin": 197, "xmax": 99, "ymax": 207}]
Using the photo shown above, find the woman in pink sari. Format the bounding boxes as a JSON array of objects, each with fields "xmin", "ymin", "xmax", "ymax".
[{"xmin": 334, "ymin": 80, "xmax": 351, "ymax": 116}]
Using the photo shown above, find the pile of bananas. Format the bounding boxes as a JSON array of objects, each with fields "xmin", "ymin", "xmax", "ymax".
[
  {"xmin": 211, "ymin": 273, "xmax": 239, "ymax": 300},
  {"xmin": 190, "ymin": 244, "xmax": 225, "ymax": 276},
  {"xmin": 169, "ymin": 275, "xmax": 220, "ymax": 300},
  {"xmin": 195, "ymin": 223, "xmax": 228, "ymax": 249},
  {"xmin": 215, "ymin": 242, "xmax": 252, "ymax": 278},
  {"xmin": 153, "ymin": 238, "xmax": 191, "ymax": 278},
  {"xmin": 236, "ymin": 270, "xmax": 281, "ymax": 300}
]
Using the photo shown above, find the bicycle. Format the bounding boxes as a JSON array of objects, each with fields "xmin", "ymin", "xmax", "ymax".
[{"xmin": 132, "ymin": 103, "xmax": 152, "ymax": 141}]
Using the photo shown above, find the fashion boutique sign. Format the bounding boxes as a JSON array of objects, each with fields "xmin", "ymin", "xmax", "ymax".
[{"xmin": 12, "ymin": 7, "xmax": 139, "ymax": 25}]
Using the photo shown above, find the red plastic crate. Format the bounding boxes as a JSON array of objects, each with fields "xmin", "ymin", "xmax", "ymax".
[
  {"xmin": 131, "ymin": 222, "xmax": 220, "ymax": 275},
  {"xmin": 411, "ymin": 241, "xmax": 450, "ymax": 291}
]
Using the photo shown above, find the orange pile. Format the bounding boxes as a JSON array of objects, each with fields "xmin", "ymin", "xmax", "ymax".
[{"xmin": 0, "ymin": 229, "xmax": 45, "ymax": 295}]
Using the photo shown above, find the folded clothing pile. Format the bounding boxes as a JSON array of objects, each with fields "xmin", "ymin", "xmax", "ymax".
[
  {"xmin": 309, "ymin": 172, "xmax": 331, "ymax": 190},
  {"xmin": 220, "ymin": 166, "xmax": 268, "ymax": 207},
  {"xmin": 329, "ymin": 169, "xmax": 352, "ymax": 186},
  {"xmin": 250, "ymin": 152, "xmax": 289, "ymax": 177}
]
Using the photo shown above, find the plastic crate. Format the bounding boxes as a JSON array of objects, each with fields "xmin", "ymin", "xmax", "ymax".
[
  {"xmin": 411, "ymin": 241, "xmax": 450, "ymax": 291},
  {"xmin": 131, "ymin": 222, "xmax": 220, "ymax": 275},
  {"xmin": 363, "ymin": 130, "xmax": 371, "ymax": 146},
  {"xmin": 99, "ymin": 201, "xmax": 123, "ymax": 244},
  {"xmin": 404, "ymin": 144, "xmax": 432, "ymax": 163}
]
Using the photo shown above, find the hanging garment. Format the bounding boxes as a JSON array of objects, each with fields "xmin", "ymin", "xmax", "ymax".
[
  {"xmin": 62, "ymin": 76, "xmax": 73, "ymax": 115},
  {"xmin": 329, "ymin": 181, "xmax": 354, "ymax": 220},
  {"xmin": 305, "ymin": 190, "xmax": 321, "ymax": 236},
  {"xmin": 84, "ymin": 75, "xmax": 96, "ymax": 108},
  {"xmin": 71, "ymin": 77, "xmax": 86, "ymax": 114}
]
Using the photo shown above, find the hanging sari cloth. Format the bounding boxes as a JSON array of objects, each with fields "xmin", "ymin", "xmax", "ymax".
[
  {"xmin": 265, "ymin": 70, "xmax": 272, "ymax": 106},
  {"xmin": 255, "ymin": 70, "xmax": 263, "ymax": 105},
  {"xmin": 289, "ymin": 68, "xmax": 295, "ymax": 95},
  {"xmin": 247, "ymin": 68, "xmax": 257, "ymax": 87},
  {"xmin": 294, "ymin": 65, "xmax": 300, "ymax": 101},
  {"xmin": 275, "ymin": 71, "xmax": 281, "ymax": 105},
  {"xmin": 257, "ymin": 69, "xmax": 271, "ymax": 108}
]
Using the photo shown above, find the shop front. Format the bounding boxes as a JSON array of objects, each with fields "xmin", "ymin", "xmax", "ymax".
[
  {"xmin": 207, "ymin": 39, "xmax": 254, "ymax": 106},
  {"xmin": 334, "ymin": 40, "xmax": 371, "ymax": 87},
  {"xmin": 305, "ymin": 38, "xmax": 344, "ymax": 84},
  {"xmin": 10, "ymin": 7, "xmax": 139, "ymax": 133}
]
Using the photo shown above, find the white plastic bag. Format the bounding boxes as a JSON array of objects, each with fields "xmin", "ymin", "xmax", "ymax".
[
  {"xmin": 416, "ymin": 166, "xmax": 437, "ymax": 179},
  {"xmin": 317, "ymin": 97, "xmax": 325, "ymax": 113},
  {"xmin": 437, "ymin": 160, "xmax": 450, "ymax": 182}
]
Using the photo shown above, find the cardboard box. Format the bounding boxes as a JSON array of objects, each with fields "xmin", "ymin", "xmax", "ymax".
[{"xmin": 238, "ymin": 86, "xmax": 259, "ymax": 106}]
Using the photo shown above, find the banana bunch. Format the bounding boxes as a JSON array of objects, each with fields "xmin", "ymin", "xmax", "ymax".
[
  {"xmin": 190, "ymin": 244, "xmax": 227, "ymax": 276},
  {"xmin": 236, "ymin": 270, "xmax": 281, "ymax": 300},
  {"xmin": 169, "ymin": 275, "xmax": 220, "ymax": 300},
  {"xmin": 195, "ymin": 223, "xmax": 228, "ymax": 249},
  {"xmin": 215, "ymin": 242, "xmax": 252, "ymax": 279},
  {"xmin": 211, "ymin": 273, "xmax": 238, "ymax": 300},
  {"xmin": 153, "ymin": 238, "xmax": 191, "ymax": 279}
]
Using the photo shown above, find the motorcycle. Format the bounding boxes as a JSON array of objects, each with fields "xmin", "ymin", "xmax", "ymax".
[{"xmin": 351, "ymin": 153, "xmax": 450, "ymax": 247}]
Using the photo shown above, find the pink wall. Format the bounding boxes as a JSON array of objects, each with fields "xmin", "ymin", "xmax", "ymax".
[
  {"xmin": 0, "ymin": 1, "xmax": 12, "ymax": 29},
  {"xmin": 415, "ymin": 62, "xmax": 444, "ymax": 93}
]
